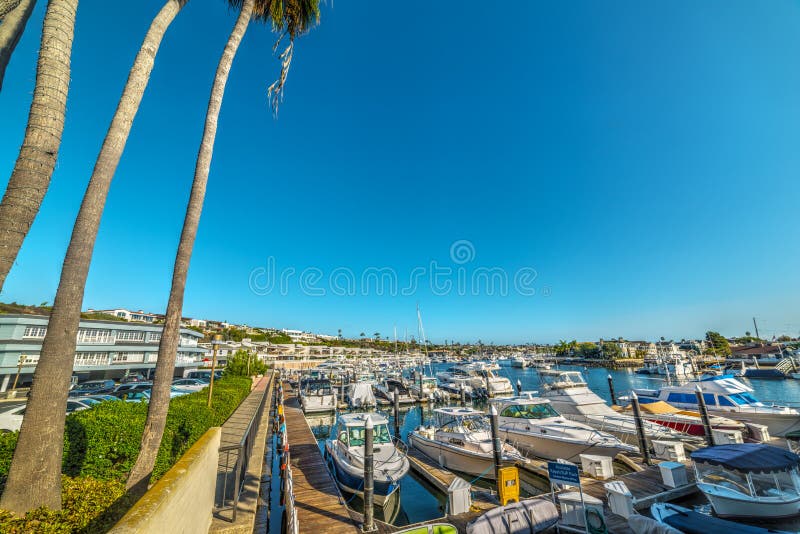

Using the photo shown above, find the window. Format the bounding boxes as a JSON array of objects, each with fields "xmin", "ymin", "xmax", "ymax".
[
  {"xmin": 703, "ymin": 393, "xmax": 717, "ymax": 406},
  {"xmin": 23, "ymin": 326, "xmax": 47, "ymax": 338},
  {"xmin": 116, "ymin": 330, "xmax": 145, "ymax": 342},
  {"xmin": 148, "ymin": 332, "xmax": 162, "ymax": 342},
  {"xmin": 74, "ymin": 352, "xmax": 109, "ymax": 366},
  {"xmin": 20, "ymin": 354, "xmax": 39, "ymax": 365},
  {"xmin": 112, "ymin": 352, "xmax": 144, "ymax": 363},
  {"xmin": 347, "ymin": 424, "xmax": 391, "ymax": 447},
  {"xmin": 667, "ymin": 393, "xmax": 693, "ymax": 404},
  {"xmin": 719, "ymin": 396, "xmax": 734, "ymax": 407},
  {"xmin": 501, "ymin": 403, "xmax": 559, "ymax": 419},
  {"xmin": 77, "ymin": 329, "xmax": 112, "ymax": 344}
]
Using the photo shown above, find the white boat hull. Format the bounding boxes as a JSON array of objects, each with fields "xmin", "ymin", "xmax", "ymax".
[
  {"xmin": 709, "ymin": 410, "xmax": 800, "ymax": 438},
  {"xmin": 500, "ymin": 428, "xmax": 631, "ymax": 462},
  {"xmin": 409, "ymin": 432, "xmax": 508, "ymax": 479},
  {"xmin": 301, "ymin": 393, "xmax": 337, "ymax": 413},
  {"xmin": 698, "ymin": 482, "xmax": 800, "ymax": 519}
]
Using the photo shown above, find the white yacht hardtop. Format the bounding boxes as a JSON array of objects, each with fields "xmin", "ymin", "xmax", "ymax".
[
  {"xmin": 339, "ymin": 412, "xmax": 389, "ymax": 427},
  {"xmin": 538, "ymin": 370, "xmax": 587, "ymax": 389}
]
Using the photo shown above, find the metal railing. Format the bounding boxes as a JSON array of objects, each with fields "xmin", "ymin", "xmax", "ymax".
[{"xmin": 214, "ymin": 374, "xmax": 272, "ymax": 522}]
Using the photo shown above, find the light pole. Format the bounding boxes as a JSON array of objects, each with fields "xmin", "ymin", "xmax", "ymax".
[
  {"xmin": 207, "ymin": 334, "xmax": 222, "ymax": 408},
  {"xmin": 12, "ymin": 355, "xmax": 24, "ymax": 390}
]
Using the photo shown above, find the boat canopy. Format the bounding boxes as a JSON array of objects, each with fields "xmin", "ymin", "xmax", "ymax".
[
  {"xmin": 640, "ymin": 401, "xmax": 682, "ymax": 415},
  {"xmin": 691, "ymin": 444, "xmax": 800, "ymax": 474}
]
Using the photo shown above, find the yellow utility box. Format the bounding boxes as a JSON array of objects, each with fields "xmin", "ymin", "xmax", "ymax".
[{"xmin": 498, "ymin": 466, "xmax": 519, "ymax": 505}]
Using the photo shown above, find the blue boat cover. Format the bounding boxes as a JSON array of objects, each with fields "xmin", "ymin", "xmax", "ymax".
[
  {"xmin": 691, "ymin": 443, "xmax": 800, "ymax": 473},
  {"xmin": 658, "ymin": 504, "xmax": 791, "ymax": 534}
]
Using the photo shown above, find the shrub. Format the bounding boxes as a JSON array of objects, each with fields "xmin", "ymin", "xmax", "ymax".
[
  {"xmin": 0, "ymin": 376, "xmax": 253, "ymax": 487},
  {"xmin": 0, "ymin": 476, "xmax": 126, "ymax": 533}
]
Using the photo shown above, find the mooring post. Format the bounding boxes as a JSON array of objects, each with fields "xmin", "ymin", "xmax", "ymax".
[
  {"xmin": 630, "ymin": 392, "xmax": 651, "ymax": 465},
  {"xmin": 460, "ymin": 384, "xmax": 466, "ymax": 407},
  {"xmin": 607, "ymin": 374, "xmax": 616, "ymax": 405},
  {"xmin": 516, "ymin": 379, "xmax": 522, "ymax": 395},
  {"xmin": 489, "ymin": 404, "xmax": 503, "ymax": 491},
  {"xmin": 363, "ymin": 416, "xmax": 375, "ymax": 532},
  {"xmin": 695, "ymin": 385, "xmax": 715, "ymax": 447},
  {"xmin": 393, "ymin": 389, "xmax": 401, "ymax": 438}
]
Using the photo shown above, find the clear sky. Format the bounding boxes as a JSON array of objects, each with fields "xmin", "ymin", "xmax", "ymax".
[{"xmin": 1, "ymin": 1, "xmax": 799, "ymax": 344}]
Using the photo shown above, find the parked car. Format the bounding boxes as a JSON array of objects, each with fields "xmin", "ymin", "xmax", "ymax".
[
  {"xmin": 114, "ymin": 390, "xmax": 151, "ymax": 403},
  {"xmin": 0, "ymin": 400, "xmax": 94, "ymax": 431},
  {"xmin": 113, "ymin": 382, "xmax": 153, "ymax": 394},
  {"xmin": 69, "ymin": 379, "xmax": 116, "ymax": 397},
  {"xmin": 120, "ymin": 373, "xmax": 145, "ymax": 384},
  {"xmin": 171, "ymin": 378, "xmax": 208, "ymax": 391},
  {"xmin": 185, "ymin": 370, "xmax": 222, "ymax": 382},
  {"xmin": 83, "ymin": 394, "xmax": 119, "ymax": 403}
]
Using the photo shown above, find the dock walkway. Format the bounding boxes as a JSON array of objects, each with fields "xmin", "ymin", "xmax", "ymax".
[{"xmin": 283, "ymin": 385, "xmax": 359, "ymax": 533}]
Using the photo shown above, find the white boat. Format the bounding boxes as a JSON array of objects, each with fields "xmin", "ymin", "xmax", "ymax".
[
  {"xmin": 650, "ymin": 503, "xmax": 790, "ymax": 534},
  {"xmin": 299, "ymin": 378, "xmax": 337, "ymax": 413},
  {"xmin": 408, "ymin": 407, "xmax": 525, "ymax": 479},
  {"xmin": 348, "ymin": 382, "xmax": 377, "ymax": 409},
  {"xmin": 436, "ymin": 363, "xmax": 514, "ymax": 398},
  {"xmin": 536, "ymin": 370, "xmax": 699, "ymax": 448},
  {"xmin": 511, "ymin": 356, "xmax": 529, "ymax": 368},
  {"xmin": 692, "ymin": 443, "xmax": 800, "ymax": 519},
  {"xmin": 325, "ymin": 413, "xmax": 409, "ymax": 507},
  {"xmin": 492, "ymin": 394, "xmax": 638, "ymax": 461},
  {"xmin": 632, "ymin": 375, "xmax": 800, "ymax": 437},
  {"xmin": 407, "ymin": 375, "xmax": 446, "ymax": 402},
  {"xmin": 374, "ymin": 378, "xmax": 416, "ymax": 404}
]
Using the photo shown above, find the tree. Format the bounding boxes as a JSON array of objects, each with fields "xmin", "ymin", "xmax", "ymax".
[
  {"xmin": 0, "ymin": 0, "xmax": 37, "ymax": 91},
  {"xmin": 126, "ymin": 0, "xmax": 320, "ymax": 493},
  {"xmin": 0, "ymin": 0, "xmax": 76, "ymax": 294},
  {"xmin": 0, "ymin": 0, "xmax": 190, "ymax": 514},
  {"xmin": 600, "ymin": 342, "xmax": 622, "ymax": 360},
  {"xmin": 225, "ymin": 349, "xmax": 267, "ymax": 377},
  {"xmin": 705, "ymin": 331, "xmax": 731, "ymax": 357}
]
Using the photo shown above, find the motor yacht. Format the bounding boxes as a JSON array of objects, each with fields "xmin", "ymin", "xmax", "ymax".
[
  {"xmin": 617, "ymin": 400, "xmax": 745, "ymax": 437},
  {"xmin": 436, "ymin": 363, "xmax": 514, "ymax": 398},
  {"xmin": 408, "ymin": 407, "xmax": 525, "ymax": 479},
  {"xmin": 632, "ymin": 375, "xmax": 800, "ymax": 437},
  {"xmin": 325, "ymin": 413, "xmax": 409, "ymax": 507},
  {"xmin": 299, "ymin": 378, "xmax": 337, "ymax": 413},
  {"xmin": 492, "ymin": 394, "xmax": 638, "ymax": 461},
  {"xmin": 374, "ymin": 378, "xmax": 416, "ymax": 404},
  {"xmin": 536, "ymin": 370, "xmax": 700, "ymax": 448}
]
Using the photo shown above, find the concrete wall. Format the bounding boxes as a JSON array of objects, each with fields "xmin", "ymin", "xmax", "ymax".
[{"xmin": 110, "ymin": 427, "xmax": 221, "ymax": 534}]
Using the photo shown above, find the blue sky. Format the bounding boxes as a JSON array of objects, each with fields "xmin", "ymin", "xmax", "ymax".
[{"xmin": 1, "ymin": 1, "xmax": 799, "ymax": 344}]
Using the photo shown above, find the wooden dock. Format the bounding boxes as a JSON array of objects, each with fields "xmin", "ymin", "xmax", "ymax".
[{"xmin": 283, "ymin": 389, "xmax": 360, "ymax": 533}]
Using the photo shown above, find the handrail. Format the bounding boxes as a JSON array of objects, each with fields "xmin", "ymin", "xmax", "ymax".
[{"xmin": 214, "ymin": 373, "xmax": 273, "ymax": 522}]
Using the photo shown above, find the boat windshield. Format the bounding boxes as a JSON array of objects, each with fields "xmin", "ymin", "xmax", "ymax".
[
  {"xmin": 696, "ymin": 463, "xmax": 752, "ymax": 496},
  {"xmin": 720, "ymin": 392, "xmax": 760, "ymax": 406},
  {"xmin": 347, "ymin": 424, "xmax": 391, "ymax": 446},
  {"xmin": 500, "ymin": 403, "xmax": 559, "ymax": 419},
  {"xmin": 439, "ymin": 415, "xmax": 489, "ymax": 433}
]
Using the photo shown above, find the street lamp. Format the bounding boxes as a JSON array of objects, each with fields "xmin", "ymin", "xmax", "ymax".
[
  {"xmin": 12, "ymin": 355, "xmax": 24, "ymax": 391},
  {"xmin": 207, "ymin": 334, "xmax": 222, "ymax": 408}
]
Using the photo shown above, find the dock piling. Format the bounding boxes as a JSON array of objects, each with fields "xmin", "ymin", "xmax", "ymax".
[
  {"xmin": 630, "ymin": 392, "xmax": 651, "ymax": 465},
  {"xmin": 393, "ymin": 389, "xmax": 400, "ymax": 438},
  {"xmin": 607, "ymin": 374, "xmax": 616, "ymax": 405},
  {"xmin": 489, "ymin": 404, "xmax": 502, "ymax": 487},
  {"xmin": 516, "ymin": 379, "xmax": 522, "ymax": 395},
  {"xmin": 363, "ymin": 416, "xmax": 375, "ymax": 532},
  {"xmin": 460, "ymin": 384, "xmax": 466, "ymax": 407},
  {"xmin": 695, "ymin": 385, "xmax": 715, "ymax": 447}
]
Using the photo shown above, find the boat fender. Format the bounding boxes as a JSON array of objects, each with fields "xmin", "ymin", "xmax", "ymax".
[{"xmin": 585, "ymin": 507, "xmax": 607, "ymax": 534}]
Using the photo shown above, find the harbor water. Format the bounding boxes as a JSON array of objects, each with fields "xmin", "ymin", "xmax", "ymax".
[{"xmin": 302, "ymin": 360, "xmax": 800, "ymax": 529}]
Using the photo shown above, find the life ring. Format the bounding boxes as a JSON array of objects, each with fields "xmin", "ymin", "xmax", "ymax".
[{"xmin": 585, "ymin": 507, "xmax": 607, "ymax": 534}]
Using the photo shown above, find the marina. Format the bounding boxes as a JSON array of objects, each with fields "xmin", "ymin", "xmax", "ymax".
[{"xmin": 267, "ymin": 357, "xmax": 800, "ymax": 533}]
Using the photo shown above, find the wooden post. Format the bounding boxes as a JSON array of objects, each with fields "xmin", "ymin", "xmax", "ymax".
[
  {"xmin": 363, "ymin": 416, "xmax": 375, "ymax": 532},
  {"xmin": 460, "ymin": 384, "xmax": 466, "ymax": 407},
  {"xmin": 516, "ymin": 379, "xmax": 522, "ymax": 395},
  {"xmin": 393, "ymin": 389, "xmax": 400, "ymax": 438},
  {"xmin": 630, "ymin": 392, "xmax": 651, "ymax": 465},
  {"xmin": 695, "ymin": 385, "xmax": 715, "ymax": 447}
]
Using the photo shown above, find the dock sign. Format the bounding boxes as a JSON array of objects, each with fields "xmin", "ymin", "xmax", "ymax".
[{"xmin": 547, "ymin": 461, "xmax": 580, "ymax": 486}]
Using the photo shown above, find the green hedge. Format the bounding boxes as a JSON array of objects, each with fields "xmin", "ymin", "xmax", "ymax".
[{"xmin": 0, "ymin": 376, "xmax": 252, "ymax": 489}]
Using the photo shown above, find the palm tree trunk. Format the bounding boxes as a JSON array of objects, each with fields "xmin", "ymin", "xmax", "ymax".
[
  {"xmin": 0, "ymin": 0, "xmax": 36, "ymax": 91},
  {"xmin": 0, "ymin": 0, "xmax": 71, "ymax": 294},
  {"xmin": 127, "ymin": 0, "xmax": 255, "ymax": 494},
  {"xmin": 0, "ymin": 0, "xmax": 188, "ymax": 515}
]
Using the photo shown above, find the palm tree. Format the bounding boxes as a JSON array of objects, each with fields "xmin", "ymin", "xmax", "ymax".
[
  {"xmin": 0, "ymin": 0, "xmax": 76, "ymax": 294},
  {"xmin": 0, "ymin": 0, "xmax": 37, "ymax": 90},
  {"xmin": 126, "ymin": 0, "xmax": 320, "ymax": 493},
  {"xmin": 0, "ymin": 0, "xmax": 190, "ymax": 514}
]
